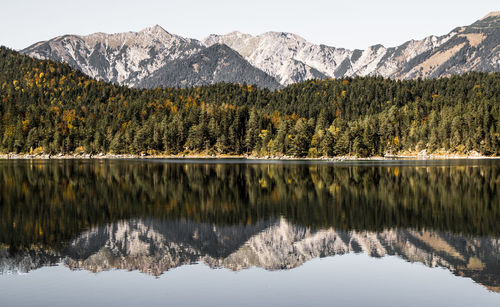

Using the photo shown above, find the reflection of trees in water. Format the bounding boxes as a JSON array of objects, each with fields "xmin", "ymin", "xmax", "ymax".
[{"xmin": 0, "ymin": 160, "xmax": 499, "ymax": 249}]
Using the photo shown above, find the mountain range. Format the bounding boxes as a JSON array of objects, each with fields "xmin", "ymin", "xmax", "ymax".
[
  {"xmin": 19, "ymin": 12, "xmax": 500, "ymax": 89},
  {"xmin": 1, "ymin": 218, "xmax": 499, "ymax": 292}
]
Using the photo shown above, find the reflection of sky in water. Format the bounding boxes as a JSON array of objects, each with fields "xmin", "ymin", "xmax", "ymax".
[{"xmin": 1, "ymin": 254, "xmax": 499, "ymax": 307}]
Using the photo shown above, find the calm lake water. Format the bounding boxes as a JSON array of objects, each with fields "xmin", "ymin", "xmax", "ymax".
[{"xmin": 0, "ymin": 159, "xmax": 499, "ymax": 306}]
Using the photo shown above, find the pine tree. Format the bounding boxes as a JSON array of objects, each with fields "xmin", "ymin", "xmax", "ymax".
[{"xmin": 245, "ymin": 108, "xmax": 259, "ymax": 153}]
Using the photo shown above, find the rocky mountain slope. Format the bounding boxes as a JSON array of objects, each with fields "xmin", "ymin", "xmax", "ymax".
[
  {"xmin": 20, "ymin": 12, "xmax": 500, "ymax": 88},
  {"xmin": 20, "ymin": 25, "xmax": 278, "ymax": 89},
  {"xmin": 21, "ymin": 25, "xmax": 203, "ymax": 87},
  {"xmin": 138, "ymin": 43, "xmax": 280, "ymax": 89},
  {"xmin": 204, "ymin": 12, "xmax": 500, "ymax": 84},
  {"xmin": 203, "ymin": 31, "xmax": 349, "ymax": 85},
  {"xmin": 1, "ymin": 218, "xmax": 499, "ymax": 292}
]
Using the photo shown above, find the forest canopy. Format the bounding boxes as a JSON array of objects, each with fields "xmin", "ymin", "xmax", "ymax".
[{"xmin": 1, "ymin": 46, "xmax": 499, "ymax": 157}]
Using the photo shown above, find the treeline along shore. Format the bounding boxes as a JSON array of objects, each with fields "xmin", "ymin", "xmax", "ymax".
[{"xmin": 1, "ymin": 47, "xmax": 499, "ymax": 158}]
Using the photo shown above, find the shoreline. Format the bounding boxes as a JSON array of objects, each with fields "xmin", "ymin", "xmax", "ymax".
[{"xmin": 0, "ymin": 153, "xmax": 499, "ymax": 161}]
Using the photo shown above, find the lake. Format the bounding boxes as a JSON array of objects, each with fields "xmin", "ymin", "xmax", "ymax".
[{"xmin": 0, "ymin": 159, "xmax": 499, "ymax": 306}]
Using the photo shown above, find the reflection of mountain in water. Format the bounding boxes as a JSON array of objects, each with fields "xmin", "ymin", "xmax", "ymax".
[{"xmin": 1, "ymin": 218, "xmax": 499, "ymax": 292}]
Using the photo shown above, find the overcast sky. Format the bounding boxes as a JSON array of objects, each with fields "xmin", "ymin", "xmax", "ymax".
[{"xmin": 1, "ymin": 0, "xmax": 498, "ymax": 50}]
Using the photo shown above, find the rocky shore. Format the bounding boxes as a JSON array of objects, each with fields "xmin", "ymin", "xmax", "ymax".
[{"xmin": 0, "ymin": 151, "xmax": 498, "ymax": 161}]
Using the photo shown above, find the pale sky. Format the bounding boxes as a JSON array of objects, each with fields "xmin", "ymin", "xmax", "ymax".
[{"xmin": 1, "ymin": 0, "xmax": 498, "ymax": 50}]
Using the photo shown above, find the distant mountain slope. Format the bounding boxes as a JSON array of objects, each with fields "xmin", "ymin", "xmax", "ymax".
[
  {"xmin": 202, "ymin": 31, "xmax": 350, "ymax": 85},
  {"xmin": 395, "ymin": 12, "xmax": 500, "ymax": 79},
  {"xmin": 138, "ymin": 43, "xmax": 281, "ymax": 89},
  {"xmin": 20, "ymin": 12, "xmax": 500, "ymax": 88},
  {"xmin": 21, "ymin": 25, "xmax": 204, "ymax": 87},
  {"xmin": 203, "ymin": 12, "xmax": 500, "ymax": 84}
]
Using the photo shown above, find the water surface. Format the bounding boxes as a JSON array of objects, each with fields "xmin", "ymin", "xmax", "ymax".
[{"xmin": 0, "ymin": 159, "xmax": 499, "ymax": 306}]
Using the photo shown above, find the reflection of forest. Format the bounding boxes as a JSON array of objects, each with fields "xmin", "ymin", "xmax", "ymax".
[
  {"xmin": 1, "ymin": 218, "xmax": 499, "ymax": 292},
  {"xmin": 0, "ymin": 159, "xmax": 499, "ymax": 250}
]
